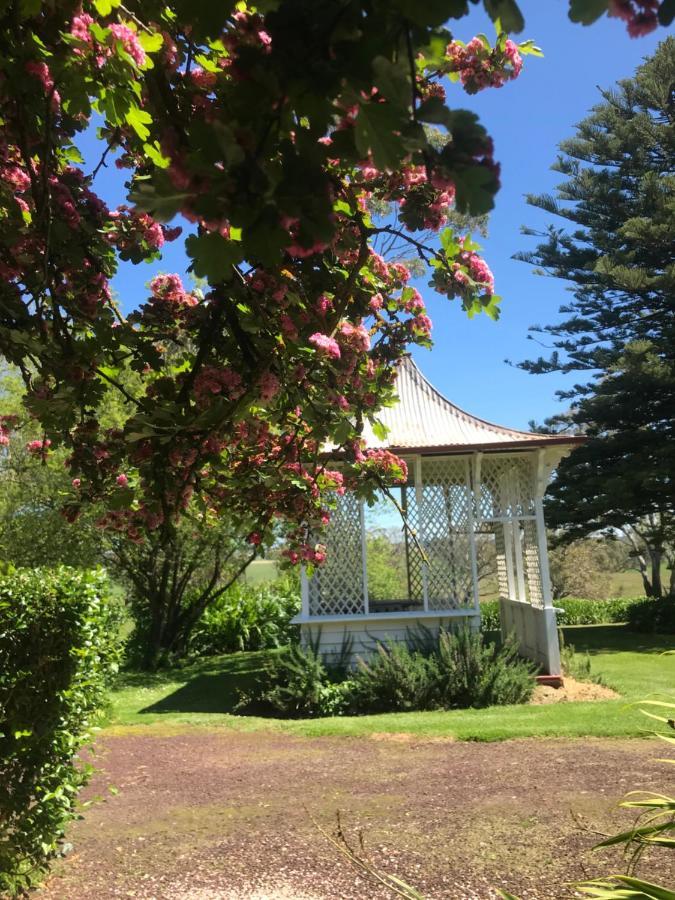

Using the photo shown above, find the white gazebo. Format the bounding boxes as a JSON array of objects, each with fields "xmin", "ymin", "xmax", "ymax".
[{"xmin": 294, "ymin": 357, "xmax": 583, "ymax": 675}]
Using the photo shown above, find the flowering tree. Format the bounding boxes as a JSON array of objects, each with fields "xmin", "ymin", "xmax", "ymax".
[{"xmin": 0, "ymin": 0, "xmax": 671, "ymax": 570}]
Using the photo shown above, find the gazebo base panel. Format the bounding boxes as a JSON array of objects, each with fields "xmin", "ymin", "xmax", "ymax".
[{"xmin": 296, "ymin": 611, "xmax": 480, "ymax": 667}]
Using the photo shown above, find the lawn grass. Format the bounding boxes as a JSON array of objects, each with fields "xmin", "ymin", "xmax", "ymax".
[{"xmin": 106, "ymin": 626, "xmax": 675, "ymax": 742}]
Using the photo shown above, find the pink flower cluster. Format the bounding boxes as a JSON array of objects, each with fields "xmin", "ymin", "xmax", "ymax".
[
  {"xmin": 445, "ymin": 37, "xmax": 523, "ymax": 94},
  {"xmin": 608, "ymin": 0, "xmax": 660, "ymax": 36},
  {"xmin": 26, "ymin": 438, "xmax": 51, "ymax": 458},
  {"xmin": 309, "ymin": 332, "xmax": 341, "ymax": 359},
  {"xmin": 108, "ymin": 207, "xmax": 178, "ymax": 255},
  {"xmin": 338, "ymin": 321, "xmax": 370, "ymax": 353},
  {"xmin": 0, "ymin": 415, "xmax": 18, "ymax": 447},
  {"xmin": 258, "ymin": 370, "xmax": 281, "ymax": 403},
  {"xmin": 109, "ymin": 23, "xmax": 146, "ymax": 67},
  {"xmin": 361, "ymin": 449, "xmax": 408, "ymax": 485},
  {"xmin": 194, "ymin": 366, "xmax": 245, "ymax": 407},
  {"xmin": 148, "ymin": 273, "xmax": 197, "ymax": 307}
]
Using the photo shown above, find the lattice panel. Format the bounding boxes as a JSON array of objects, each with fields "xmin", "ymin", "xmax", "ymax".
[
  {"xmin": 308, "ymin": 492, "xmax": 365, "ymax": 616},
  {"xmin": 477, "ymin": 455, "xmax": 537, "ymax": 521},
  {"xmin": 493, "ymin": 525, "xmax": 510, "ymax": 600},
  {"xmin": 401, "ymin": 483, "xmax": 424, "ymax": 603},
  {"xmin": 521, "ymin": 519, "xmax": 544, "ymax": 608},
  {"xmin": 419, "ymin": 457, "xmax": 473, "ymax": 610}
]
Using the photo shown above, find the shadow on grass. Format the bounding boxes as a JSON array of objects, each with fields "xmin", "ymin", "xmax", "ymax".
[
  {"xmin": 140, "ymin": 671, "xmax": 260, "ymax": 715},
  {"xmin": 561, "ymin": 625, "xmax": 675, "ymax": 656}
]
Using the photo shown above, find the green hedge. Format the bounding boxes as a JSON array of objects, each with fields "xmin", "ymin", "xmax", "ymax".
[
  {"xmin": 0, "ymin": 567, "xmax": 122, "ymax": 895},
  {"xmin": 480, "ymin": 596, "xmax": 648, "ymax": 631}
]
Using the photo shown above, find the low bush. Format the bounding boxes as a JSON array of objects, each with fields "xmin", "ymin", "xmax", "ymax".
[
  {"xmin": 253, "ymin": 628, "xmax": 535, "ymax": 718},
  {"xmin": 480, "ymin": 596, "xmax": 645, "ymax": 631},
  {"xmin": 0, "ymin": 567, "xmax": 122, "ymax": 895},
  {"xmin": 189, "ymin": 575, "xmax": 300, "ymax": 656},
  {"xmin": 260, "ymin": 644, "xmax": 353, "ymax": 718},
  {"xmin": 626, "ymin": 596, "xmax": 675, "ymax": 634}
]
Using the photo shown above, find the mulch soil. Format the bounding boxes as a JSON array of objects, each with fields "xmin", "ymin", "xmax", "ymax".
[{"xmin": 39, "ymin": 729, "xmax": 675, "ymax": 900}]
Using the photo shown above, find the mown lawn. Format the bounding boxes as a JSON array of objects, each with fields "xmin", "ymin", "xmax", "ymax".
[{"xmin": 107, "ymin": 625, "xmax": 675, "ymax": 741}]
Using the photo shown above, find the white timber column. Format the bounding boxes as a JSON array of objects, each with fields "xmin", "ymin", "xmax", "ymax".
[
  {"xmin": 464, "ymin": 456, "xmax": 480, "ymax": 612},
  {"xmin": 300, "ymin": 567, "xmax": 309, "ymax": 617},
  {"xmin": 415, "ymin": 455, "xmax": 429, "ymax": 611},
  {"xmin": 360, "ymin": 498, "xmax": 369, "ymax": 615},
  {"xmin": 535, "ymin": 449, "xmax": 554, "ymax": 609}
]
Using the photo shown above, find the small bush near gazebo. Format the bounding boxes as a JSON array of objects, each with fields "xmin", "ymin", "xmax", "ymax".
[{"xmin": 239, "ymin": 628, "xmax": 535, "ymax": 719}]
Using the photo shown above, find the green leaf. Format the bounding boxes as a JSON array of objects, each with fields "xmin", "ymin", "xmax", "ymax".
[
  {"xmin": 355, "ymin": 101, "xmax": 407, "ymax": 170},
  {"xmin": 372, "ymin": 56, "xmax": 410, "ymax": 106},
  {"xmin": 143, "ymin": 141, "xmax": 170, "ymax": 169},
  {"xmin": 658, "ymin": 0, "xmax": 675, "ymax": 24},
  {"xmin": 483, "ymin": 0, "xmax": 525, "ymax": 33},
  {"xmin": 391, "ymin": 0, "xmax": 467, "ymax": 26},
  {"xmin": 371, "ymin": 419, "xmax": 389, "ymax": 441},
  {"xmin": 517, "ymin": 39, "xmax": 544, "ymax": 57},
  {"xmin": 93, "ymin": 0, "xmax": 120, "ymax": 15},
  {"xmin": 453, "ymin": 166, "xmax": 497, "ymax": 216},
  {"xmin": 125, "ymin": 107, "xmax": 153, "ymax": 141},
  {"xmin": 186, "ymin": 232, "xmax": 242, "ymax": 282},
  {"xmin": 568, "ymin": 0, "xmax": 608, "ymax": 25},
  {"xmin": 138, "ymin": 31, "xmax": 164, "ymax": 54}
]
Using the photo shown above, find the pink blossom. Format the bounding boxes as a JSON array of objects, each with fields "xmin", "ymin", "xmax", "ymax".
[
  {"xmin": 26, "ymin": 438, "xmax": 51, "ymax": 456},
  {"xmin": 309, "ymin": 332, "xmax": 341, "ymax": 360},
  {"xmin": 258, "ymin": 371, "xmax": 280, "ymax": 403},
  {"xmin": 369, "ymin": 293, "xmax": 384, "ymax": 312},
  {"xmin": 109, "ymin": 23, "xmax": 146, "ymax": 67},
  {"xmin": 247, "ymin": 531, "xmax": 262, "ymax": 545},
  {"xmin": 25, "ymin": 61, "xmax": 54, "ymax": 93},
  {"xmin": 116, "ymin": 473, "xmax": 129, "ymax": 487},
  {"xmin": 338, "ymin": 321, "xmax": 370, "ymax": 352},
  {"xmin": 71, "ymin": 13, "xmax": 94, "ymax": 44},
  {"xmin": 72, "ymin": 478, "xmax": 81, "ymax": 488},
  {"xmin": 189, "ymin": 66, "xmax": 217, "ymax": 90}
]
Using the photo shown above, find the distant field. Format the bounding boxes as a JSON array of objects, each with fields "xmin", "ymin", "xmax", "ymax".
[
  {"xmin": 242, "ymin": 559, "xmax": 279, "ymax": 584},
  {"xmin": 245, "ymin": 559, "xmax": 663, "ymax": 598},
  {"xmin": 479, "ymin": 566, "xmax": 666, "ymax": 602}
]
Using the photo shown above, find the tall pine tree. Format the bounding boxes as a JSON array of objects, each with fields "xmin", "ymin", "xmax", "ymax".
[{"xmin": 517, "ymin": 38, "xmax": 675, "ymax": 598}]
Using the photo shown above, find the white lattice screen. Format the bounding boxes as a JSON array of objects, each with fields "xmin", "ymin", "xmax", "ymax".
[
  {"xmin": 308, "ymin": 491, "xmax": 365, "ymax": 616},
  {"xmin": 306, "ymin": 451, "xmax": 549, "ymax": 617},
  {"xmin": 419, "ymin": 457, "xmax": 474, "ymax": 610}
]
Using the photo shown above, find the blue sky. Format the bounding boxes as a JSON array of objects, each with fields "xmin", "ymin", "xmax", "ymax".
[{"xmin": 86, "ymin": 5, "xmax": 666, "ymax": 431}]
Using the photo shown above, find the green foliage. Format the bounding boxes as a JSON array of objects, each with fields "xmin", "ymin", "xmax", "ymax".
[
  {"xmin": 517, "ymin": 40, "xmax": 675, "ymax": 586},
  {"xmin": 626, "ymin": 597, "xmax": 675, "ymax": 634},
  {"xmin": 255, "ymin": 644, "xmax": 353, "ymax": 718},
  {"xmin": 0, "ymin": 568, "xmax": 122, "ymax": 895},
  {"xmin": 255, "ymin": 628, "xmax": 534, "ymax": 718},
  {"xmin": 349, "ymin": 642, "xmax": 436, "ymax": 713},
  {"xmin": 480, "ymin": 597, "xmax": 645, "ymax": 631},
  {"xmin": 189, "ymin": 576, "xmax": 300, "ymax": 656}
]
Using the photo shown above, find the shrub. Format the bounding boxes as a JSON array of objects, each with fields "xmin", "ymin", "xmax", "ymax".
[
  {"xmin": 189, "ymin": 575, "xmax": 300, "ymax": 656},
  {"xmin": 255, "ymin": 628, "xmax": 535, "ymax": 718},
  {"xmin": 0, "ymin": 567, "xmax": 122, "ymax": 895},
  {"xmin": 626, "ymin": 597, "xmax": 675, "ymax": 634},
  {"xmin": 348, "ymin": 643, "xmax": 435, "ymax": 713},
  {"xmin": 258, "ymin": 644, "xmax": 352, "ymax": 718},
  {"xmin": 429, "ymin": 629, "xmax": 535, "ymax": 709}
]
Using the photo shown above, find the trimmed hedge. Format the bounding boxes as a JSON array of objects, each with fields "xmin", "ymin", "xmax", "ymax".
[
  {"xmin": 626, "ymin": 597, "xmax": 675, "ymax": 634},
  {"xmin": 480, "ymin": 596, "xmax": 656, "ymax": 630},
  {"xmin": 0, "ymin": 568, "xmax": 122, "ymax": 895}
]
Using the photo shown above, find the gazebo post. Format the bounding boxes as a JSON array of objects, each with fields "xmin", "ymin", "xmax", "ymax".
[
  {"xmin": 535, "ymin": 449, "xmax": 554, "ymax": 609},
  {"xmin": 465, "ymin": 455, "xmax": 480, "ymax": 614}
]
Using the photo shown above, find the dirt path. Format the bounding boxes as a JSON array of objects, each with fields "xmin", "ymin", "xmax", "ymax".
[{"xmin": 39, "ymin": 729, "xmax": 674, "ymax": 900}]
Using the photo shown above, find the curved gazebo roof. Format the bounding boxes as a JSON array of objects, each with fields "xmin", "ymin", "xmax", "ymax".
[{"xmin": 364, "ymin": 356, "xmax": 584, "ymax": 454}]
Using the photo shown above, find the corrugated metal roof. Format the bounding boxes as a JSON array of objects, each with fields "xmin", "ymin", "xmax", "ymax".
[{"xmin": 363, "ymin": 356, "xmax": 580, "ymax": 452}]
